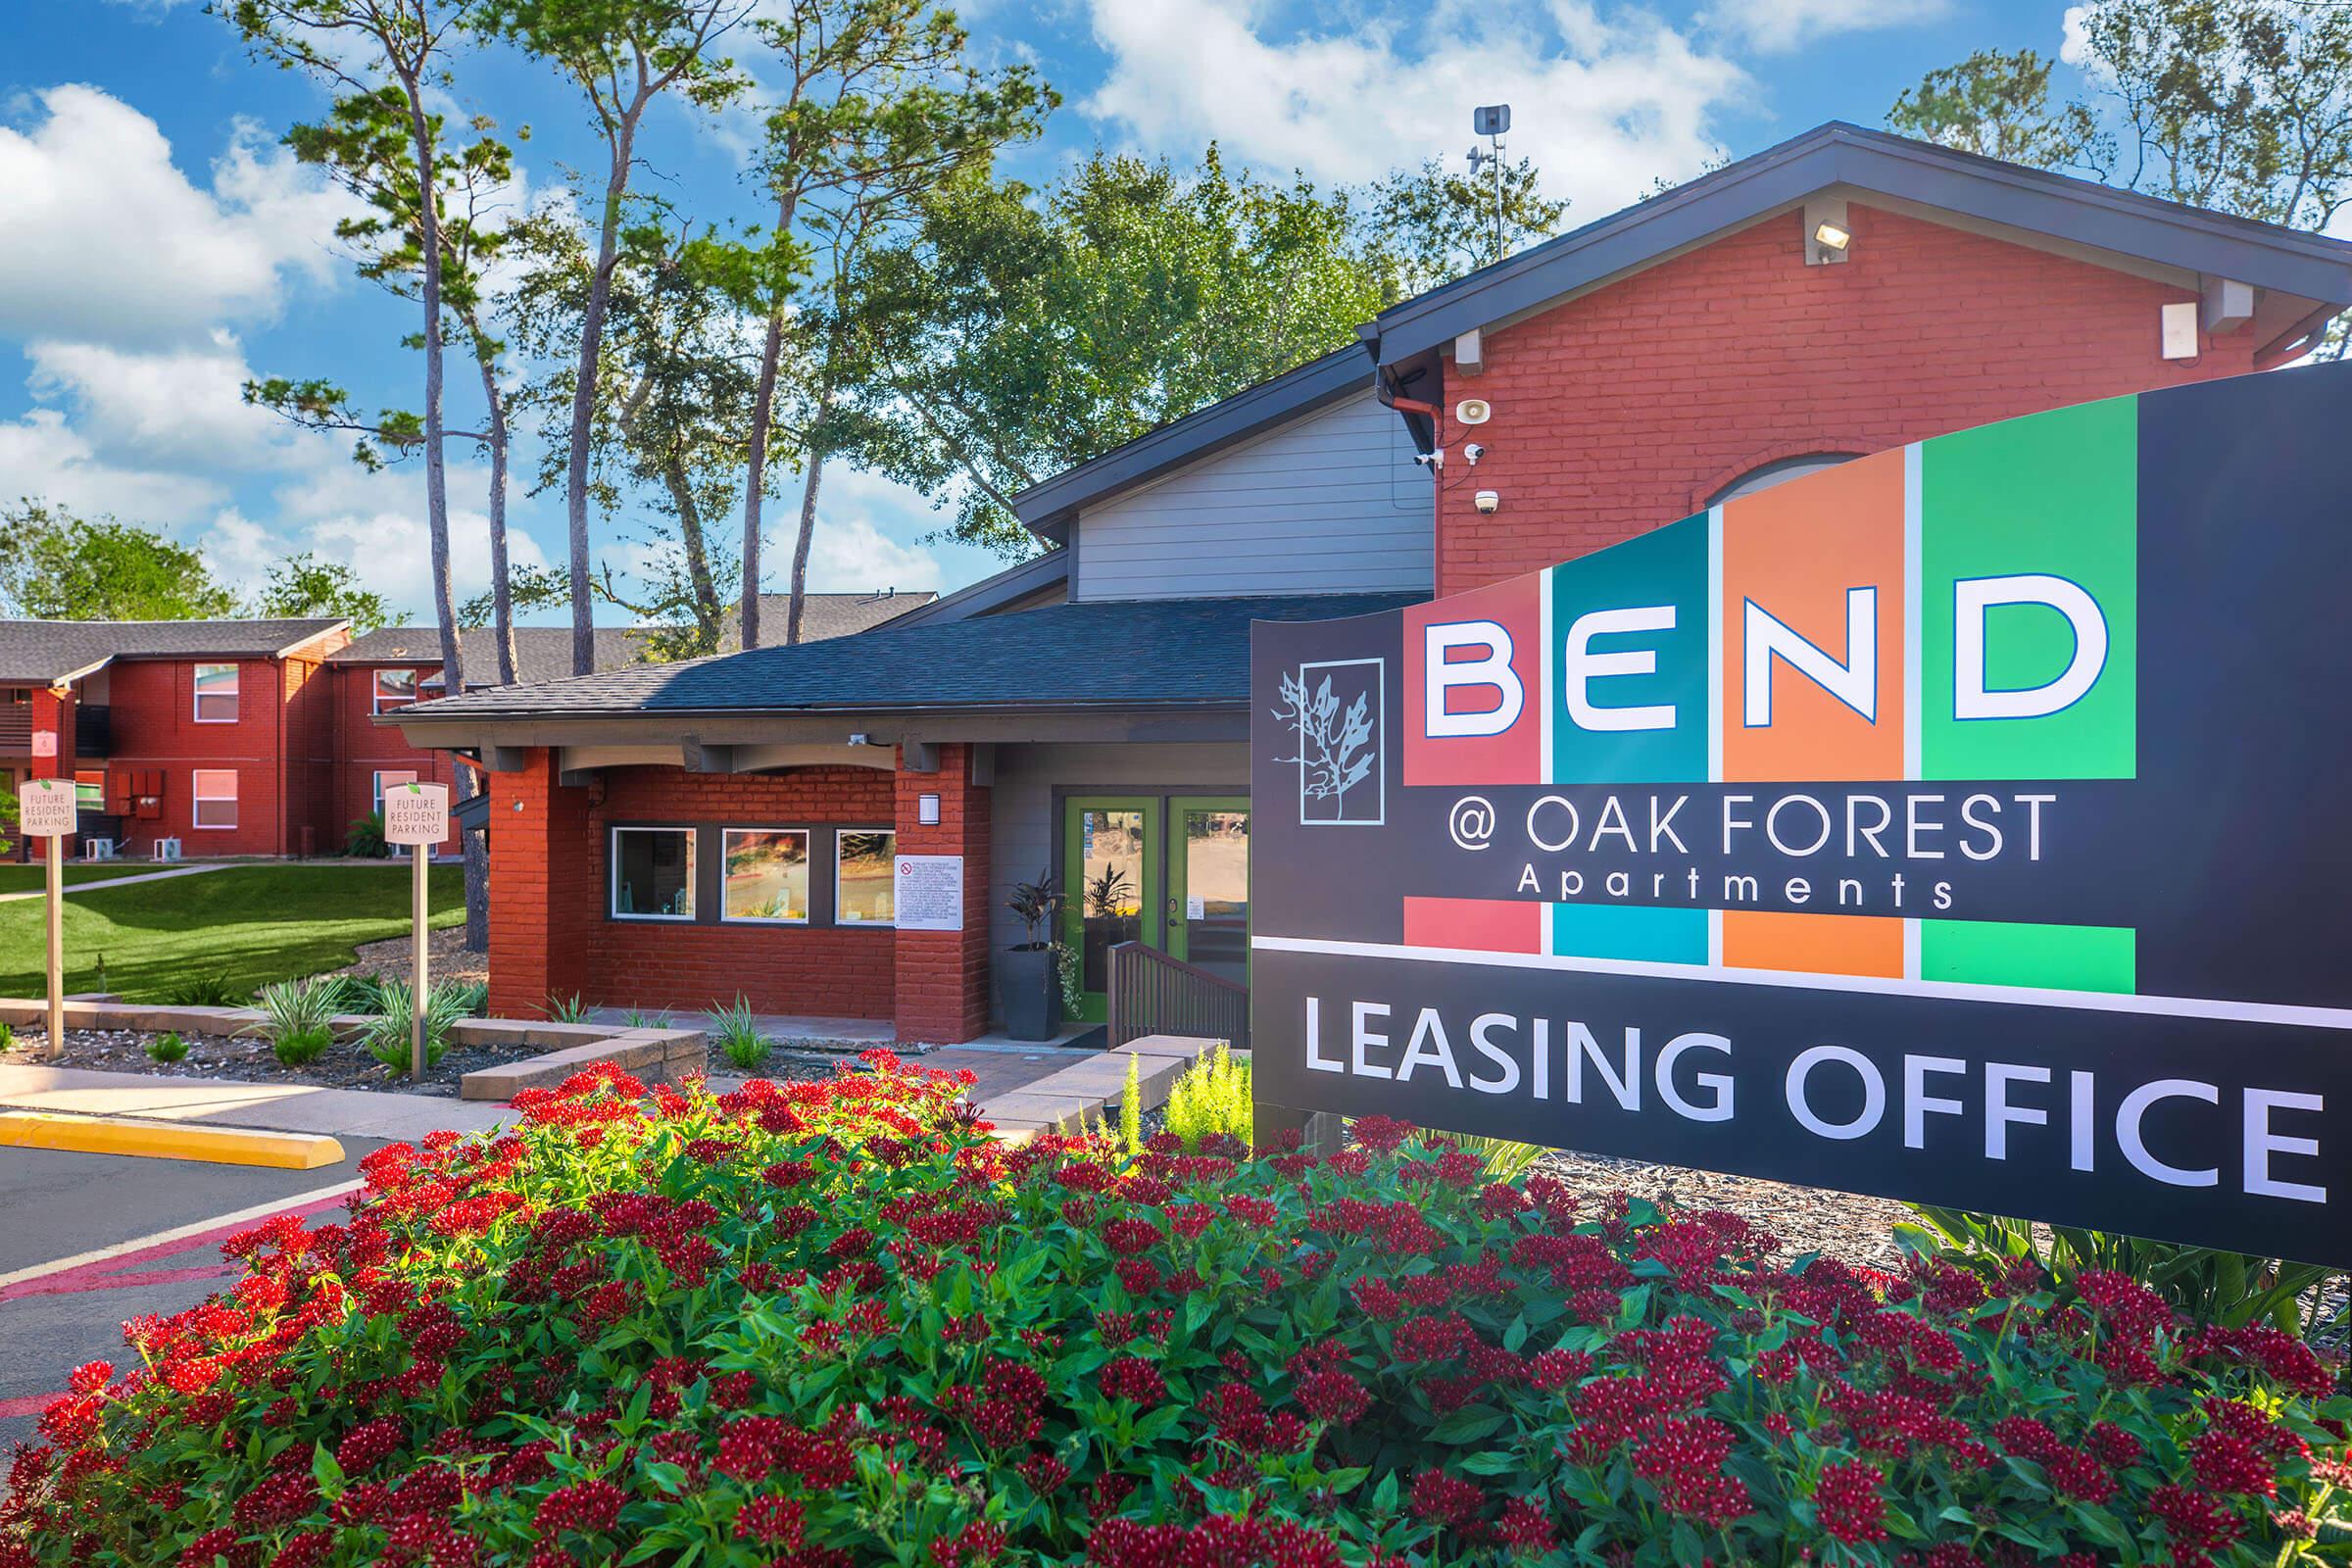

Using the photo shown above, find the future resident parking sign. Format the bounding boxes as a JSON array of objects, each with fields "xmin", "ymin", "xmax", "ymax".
[{"xmin": 1250, "ymin": 362, "xmax": 2352, "ymax": 1264}]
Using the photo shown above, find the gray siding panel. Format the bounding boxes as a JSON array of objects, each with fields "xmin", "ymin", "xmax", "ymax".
[{"xmin": 1072, "ymin": 392, "xmax": 1432, "ymax": 601}]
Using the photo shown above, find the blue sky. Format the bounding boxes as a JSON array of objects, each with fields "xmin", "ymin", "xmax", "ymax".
[{"xmin": 1, "ymin": 0, "xmax": 2084, "ymax": 625}]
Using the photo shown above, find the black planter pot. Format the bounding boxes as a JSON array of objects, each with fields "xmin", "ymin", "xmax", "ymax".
[{"xmin": 1000, "ymin": 945, "xmax": 1061, "ymax": 1042}]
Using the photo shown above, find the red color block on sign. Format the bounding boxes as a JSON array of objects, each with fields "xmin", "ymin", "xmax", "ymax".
[
  {"xmin": 1402, "ymin": 574, "xmax": 1543, "ymax": 787},
  {"xmin": 1403, "ymin": 897, "xmax": 1542, "ymax": 956}
]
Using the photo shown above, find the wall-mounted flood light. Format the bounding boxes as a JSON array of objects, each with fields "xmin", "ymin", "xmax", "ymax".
[
  {"xmin": 918, "ymin": 793, "xmax": 941, "ymax": 826},
  {"xmin": 1813, "ymin": 220, "xmax": 1851, "ymax": 252}
]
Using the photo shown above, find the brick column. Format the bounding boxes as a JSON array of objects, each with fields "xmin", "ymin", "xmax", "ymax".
[
  {"xmin": 28, "ymin": 687, "xmax": 72, "ymax": 860},
  {"xmin": 486, "ymin": 748, "xmax": 594, "ymax": 1018},
  {"xmin": 894, "ymin": 744, "xmax": 991, "ymax": 1045}
]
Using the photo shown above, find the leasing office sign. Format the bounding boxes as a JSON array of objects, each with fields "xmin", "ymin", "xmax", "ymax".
[{"xmin": 1250, "ymin": 364, "xmax": 2352, "ymax": 1265}]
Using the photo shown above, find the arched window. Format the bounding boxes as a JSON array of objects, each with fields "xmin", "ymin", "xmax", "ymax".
[{"xmin": 1707, "ymin": 453, "xmax": 1858, "ymax": 507}]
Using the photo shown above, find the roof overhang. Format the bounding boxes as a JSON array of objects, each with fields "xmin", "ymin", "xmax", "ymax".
[
  {"xmin": 1008, "ymin": 346, "xmax": 1375, "ymax": 540},
  {"xmin": 1367, "ymin": 122, "xmax": 2352, "ymax": 368},
  {"xmin": 886, "ymin": 548, "xmax": 1070, "ymax": 627}
]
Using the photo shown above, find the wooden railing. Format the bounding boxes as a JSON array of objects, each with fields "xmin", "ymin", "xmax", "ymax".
[{"xmin": 1106, "ymin": 941, "xmax": 1248, "ymax": 1050}]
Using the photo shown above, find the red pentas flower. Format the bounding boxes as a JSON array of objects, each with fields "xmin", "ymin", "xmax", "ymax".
[{"xmin": 1813, "ymin": 1460, "xmax": 1888, "ymax": 1544}]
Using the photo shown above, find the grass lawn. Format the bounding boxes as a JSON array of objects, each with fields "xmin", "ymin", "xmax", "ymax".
[
  {"xmin": 0, "ymin": 864, "xmax": 466, "ymax": 1002},
  {"xmin": 0, "ymin": 862, "xmax": 172, "ymax": 895}
]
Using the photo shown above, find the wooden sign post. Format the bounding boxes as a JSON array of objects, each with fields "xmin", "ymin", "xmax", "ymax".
[
  {"xmin": 20, "ymin": 779, "xmax": 77, "ymax": 1060},
  {"xmin": 381, "ymin": 782, "xmax": 451, "ymax": 1079}
]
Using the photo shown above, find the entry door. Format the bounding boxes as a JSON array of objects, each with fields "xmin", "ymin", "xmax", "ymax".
[
  {"xmin": 1061, "ymin": 797, "xmax": 1160, "ymax": 1023},
  {"xmin": 1166, "ymin": 797, "xmax": 1250, "ymax": 987}
]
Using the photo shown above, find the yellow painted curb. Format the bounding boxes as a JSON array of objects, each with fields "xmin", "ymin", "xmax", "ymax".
[{"xmin": 0, "ymin": 1112, "xmax": 345, "ymax": 1170}]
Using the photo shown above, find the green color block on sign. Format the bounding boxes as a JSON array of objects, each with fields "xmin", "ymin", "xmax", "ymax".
[
  {"xmin": 1919, "ymin": 396, "xmax": 2137, "ymax": 781},
  {"xmin": 1549, "ymin": 901, "xmax": 1708, "ymax": 964},
  {"xmin": 1920, "ymin": 920, "xmax": 2135, "ymax": 994}
]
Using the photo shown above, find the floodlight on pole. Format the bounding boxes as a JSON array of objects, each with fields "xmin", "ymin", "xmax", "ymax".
[{"xmin": 1467, "ymin": 104, "xmax": 1511, "ymax": 263}]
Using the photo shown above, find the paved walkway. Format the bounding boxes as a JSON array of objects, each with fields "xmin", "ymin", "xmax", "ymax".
[
  {"xmin": 0, "ymin": 863, "xmax": 229, "ymax": 904},
  {"xmin": 0, "ymin": 1064, "xmax": 512, "ymax": 1142}
]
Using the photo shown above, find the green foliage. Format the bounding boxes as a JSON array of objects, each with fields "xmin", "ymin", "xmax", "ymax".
[
  {"xmin": 1899, "ymin": 1205, "xmax": 2338, "ymax": 1332},
  {"xmin": 1162, "ymin": 1040, "xmax": 1252, "ymax": 1152},
  {"xmin": 458, "ymin": 562, "xmax": 570, "ymax": 629},
  {"xmin": 145, "ymin": 1031, "xmax": 187, "ymax": 1064},
  {"xmin": 345, "ymin": 813, "xmax": 390, "ymax": 859},
  {"xmin": 1004, "ymin": 871, "xmax": 1060, "ymax": 948},
  {"xmin": 251, "ymin": 552, "xmax": 390, "ymax": 634},
  {"xmin": 1363, "ymin": 153, "xmax": 1572, "ymax": 298},
  {"xmin": 18, "ymin": 1071, "xmax": 2352, "ymax": 1565},
  {"xmin": 623, "ymin": 1006, "xmax": 672, "ymax": 1030},
  {"xmin": 1054, "ymin": 941, "xmax": 1082, "ymax": 1017},
  {"xmin": 0, "ymin": 499, "xmax": 239, "ymax": 620},
  {"xmin": 249, "ymin": 978, "xmax": 344, "ymax": 1068},
  {"xmin": 363, "ymin": 979, "xmax": 471, "ymax": 1076},
  {"xmin": 711, "ymin": 994, "xmax": 770, "ymax": 1070},
  {"xmin": 1429, "ymin": 1131, "xmax": 1545, "ymax": 1182},
  {"xmin": 0, "ymin": 781, "xmax": 17, "ymax": 859},
  {"xmin": 0, "ymin": 1021, "xmax": 15, "ymax": 1054},
  {"xmin": 543, "ymin": 991, "xmax": 591, "ymax": 1023},
  {"xmin": 1118, "ymin": 1051, "xmax": 1143, "ymax": 1155},
  {"xmin": 329, "ymin": 975, "xmax": 393, "ymax": 1015},
  {"xmin": 166, "ymin": 973, "xmax": 247, "ymax": 1008}
]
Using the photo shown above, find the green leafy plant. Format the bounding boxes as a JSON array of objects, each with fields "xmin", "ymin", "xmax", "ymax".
[
  {"xmin": 247, "ymin": 978, "xmax": 342, "ymax": 1069},
  {"xmin": 624, "ymin": 1006, "xmax": 672, "ymax": 1030},
  {"xmin": 711, "ymin": 994, "xmax": 770, "ymax": 1071},
  {"xmin": 91, "ymin": 953, "xmax": 107, "ymax": 995},
  {"xmin": 1118, "ymin": 1051, "xmax": 1143, "ymax": 1154},
  {"xmin": 1429, "ymin": 1130, "xmax": 1545, "ymax": 1182},
  {"xmin": 165, "ymin": 973, "xmax": 244, "ymax": 1007},
  {"xmin": 362, "ymin": 980, "xmax": 471, "ymax": 1077},
  {"xmin": 1899, "ymin": 1205, "xmax": 2337, "ymax": 1332},
  {"xmin": 0, "ymin": 1020, "xmax": 17, "ymax": 1054},
  {"xmin": 324, "ymin": 974, "xmax": 390, "ymax": 1015},
  {"xmin": 345, "ymin": 812, "xmax": 389, "ymax": 859},
  {"xmin": 144, "ymin": 1031, "xmax": 187, "ymax": 1064},
  {"xmin": 543, "ymin": 991, "xmax": 591, "ymax": 1023},
  {"xmin": 1054, "ymin": 941, "xmax": 1083, "ymax": 1015},
  {"xmin": 1163, "ymin": 1040, "xmax": 1251, "ymax": 1151},
  {"xmin": 17, "ymin": 1079, "xmax": 2352, "ymax": 1566},
  {"xmin": 441, "ymin": 978, "xmax": 488, "ymax": 1018},
  {"xmin": 1004, "ymin": 872, "xmax": 1060, "ymax": 950}
]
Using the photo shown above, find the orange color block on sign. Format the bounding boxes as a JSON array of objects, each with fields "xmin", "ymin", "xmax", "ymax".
[
  {"xmin": 1720, "ymin": 448, "xmax": 1906, "ymax": 782},
  {"xmin": 1721, "ymin": 910, "xmax": 1904, "ymax": 978}
]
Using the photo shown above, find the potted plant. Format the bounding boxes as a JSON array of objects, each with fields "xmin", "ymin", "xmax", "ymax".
[{"xmin": 1002, "ymin": 872, "xmax": 1065, "ymax": 1041}]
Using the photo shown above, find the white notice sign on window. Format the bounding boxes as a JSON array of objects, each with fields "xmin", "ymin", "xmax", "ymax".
[{"xmin": 894, "ymin": 855, "xmax": 963, "ymax": 931}]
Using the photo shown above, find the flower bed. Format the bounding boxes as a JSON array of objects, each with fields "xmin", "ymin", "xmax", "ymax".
[{"xmin": 4, "ymin": 1058, "xmax": 2347, "ymax": 1566}]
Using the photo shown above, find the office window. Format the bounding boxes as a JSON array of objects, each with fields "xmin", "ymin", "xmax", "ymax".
[
  {"xmin": 74, "ymin": 770, "xmax": 104, "ymax": 813},
  {"xmin": 193, "ymin": 769, "xmax": 238, "ymax": 829},
  {"xmin": 373, "ymin": 667, "xmax": 419, "ymax": 713},
  {"xmin": 372, "ymin": 769, "xmax": 418, "ymax": 815},
  {"xmin": 835, "ymin": 830, "xmax": 897, "ymax": 924},
  {"xmin": 612, "ymin": 826, "xmax": 695, "ymax": 919},
  {"xmin": 193, "ymin": 663, "xmax": 239, "ymax": 723},
  {"xmin": 721, "ymin": 828, "xmax": 810, "ymax": 922}
]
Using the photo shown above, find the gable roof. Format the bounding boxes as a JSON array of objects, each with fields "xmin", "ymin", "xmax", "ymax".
[
  {"xmin": 887, "ymin": 550, "xmax": 1068, "ymax": 628},
  {"xmin": 0, "ymin": 618, "xmax": 349, "ymax": 686},
  {"xmin": 1370, "ymin": 120, "xmax": 2352, "ymax": 365},
  {"xmin": 329, "ymin": 626, "xmax": 650, "ymax": 685},
  {"xmin": 391, "ymin": 592, "xmax": 1422, "ymax": 723},
  {"xmin": 1004, "ymin": 121, "xmax": 2352, "ymax": 533},
  {"xmin": 746, "ymin": 589, "xmax": 936, "ymax": 643}
]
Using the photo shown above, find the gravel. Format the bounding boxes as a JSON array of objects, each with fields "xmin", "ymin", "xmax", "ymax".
[
  {"xmin": 1530, "ymin": 1148, "xmax": 1915, "ymax": 1270},
  {"xmin": 4, "ymin": 1025, "xmax": 548, "ymax": 1099}
]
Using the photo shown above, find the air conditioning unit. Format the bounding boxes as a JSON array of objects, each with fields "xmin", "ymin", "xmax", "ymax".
[
  {"xmin": 152, "ymin": 838, "xmax": 182, "ymax": 862},
  {"xmin": 82, "ymin": 838, "xmax": 116, "ymax": 860}
]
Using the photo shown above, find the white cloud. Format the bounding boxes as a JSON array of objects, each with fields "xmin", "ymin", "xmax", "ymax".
[
  {"xmin": 804, "ymin": 514, "xmax": 946, "ymax": 593},
  {"xmin": 0, "ymin": 85, "xmax": 356, "ymax": 347},
  {"xmin": 1081, "ymin": 0, "xmax": 1747, "ymax": 213},
  {"xmin": 24, "ymin": 334, "xmax": 298, "ymax": 469},
  {"xmin": 0, "ymin": 407, "xmax": 221, "ymax": 521},
  {"xmin": 1696, "ymin": 0, "xmax": 1949, "ymax": 55}
]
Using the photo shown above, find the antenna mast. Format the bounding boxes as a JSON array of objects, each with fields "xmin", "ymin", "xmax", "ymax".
[{"xmin": 1469, "ymin": 105, "xmax": 1511, "ymax": 263}]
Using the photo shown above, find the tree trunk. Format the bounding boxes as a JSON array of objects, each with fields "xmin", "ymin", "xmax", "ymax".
[
  {"xmin": 738, "ymin": 189, "xmax": 799, "ymax": 654},
  {"xmin": 787, "ymin": 443, "xmax": 824, "ymax": 647},
  {"xmin": 470, "ymin": 326, "xmax": 517, "ymax": 687},
  {"xmin": 660, "ymin": 459, "xmax": 724, "ymax": 654},
  {"xmin": 564, "ymin": 118, "xmax": 640, "ymax": 676}
]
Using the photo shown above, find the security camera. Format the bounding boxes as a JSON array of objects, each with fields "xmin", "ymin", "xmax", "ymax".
[
  {"xmin": 1463, "ymin": 442, "xmax": 1486, "ymax": 465},
  {"xmin": 1473, "ymin": 490, "xmax": 1500, "ymax": 515},
  {"xmin": 1413, "ymin": 449, "xmax": 1445, "ymax": 469}
]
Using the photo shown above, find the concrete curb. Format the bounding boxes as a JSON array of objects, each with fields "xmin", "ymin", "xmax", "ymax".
[{"xmin": 0, "ymin": 1109, "xmax": 345, "ymax": 1169}]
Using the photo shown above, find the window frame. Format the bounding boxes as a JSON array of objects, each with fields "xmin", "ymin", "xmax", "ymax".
[
  {"xmin": 74, "ymin": 769, "xmax": 105, "ymax": 814},
  {"xmin": 608, "ymin": 824, "xmax": 698, "ymax": 922},
  {"xmin": 372, "ymin": 768, "xmax": 419, "ymax": 816},
  {"xmin": 372, "ymin": 666, "xmax": 421, "ymax": 714},
  {"xmin": 192, "ymin": 768, "xmax": 239, "ymax": 830},
  {"xmin": 192, "ymin": 663, "xmax": 240, "ymax": 724},
  {"xmin": 832, "ymin": 826, "xmax": 899, "ymax": 928},
  {"xmin": 719, "ymin": 825, "xmax": 813, "ymax": 925}
]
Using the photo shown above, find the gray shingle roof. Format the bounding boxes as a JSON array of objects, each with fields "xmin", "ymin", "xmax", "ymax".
[
  {"xmin": 748, "ymin": 590, "xmax": 936, "ymax": 643},
  {"xmin": 0, "ymin": 618, "xmax": 348, "ymax": 685},
  {"xmin": 329, "ymin": 626, "xmax": 649, "ymax": 686},
  {"xmin": 399, "ymin": 593, "xmax": 1425, "ymax": 720}
]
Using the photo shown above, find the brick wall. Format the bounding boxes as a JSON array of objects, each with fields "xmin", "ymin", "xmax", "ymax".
[
  {"xmin": 893, "ymin": 745, "xmax": 992, "ymax": 1044},
  {"xmin": 486, "ymin": 757, "xmax": 903, "ymax": 1021},
  {"xmin": 332, "ymin": 664, "xmax": 463, "ymax": 852},
  {"xmin": 102, "ymin": 660, "xmax": 294, "ymax": 858},
  {"xmin": 1436, "ymin": 203, "xmax": 2261, "ymax": 593}
]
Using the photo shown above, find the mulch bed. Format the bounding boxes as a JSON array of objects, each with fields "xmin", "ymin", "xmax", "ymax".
[
  {"xmin": 5, "ymin": 1026, "xmax": 544, "ymax": 1100},
  {"xmin": 336, "ymin": 926, "xmax": 489, "ymax": 987},
  {"xmin": 1531, "ymin": 1148, "xmax": 1914, "ymax": 1271}
]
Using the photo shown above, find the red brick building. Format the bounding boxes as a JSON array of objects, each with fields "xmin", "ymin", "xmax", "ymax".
[
  {"xmin": 0, "ymin": 618, "xmax": 350, "ymax": 858},
  {"xmin": 390, "ymin": 122, "xmax": 2352, "ymax": 1044}
]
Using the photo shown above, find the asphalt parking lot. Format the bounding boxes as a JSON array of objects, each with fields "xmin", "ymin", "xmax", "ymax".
[{"xmin": 0, "ymin": 1136, "xmax": 387, "ymax": 1464}]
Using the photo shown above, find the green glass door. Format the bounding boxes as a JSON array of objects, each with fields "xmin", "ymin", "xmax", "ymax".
[
  {"xmin": 1061, "ymin": 797, "xmax": 1160, "ymax": 1023},
  {"xmin": 1167, "ymin": 797, "xmax": 1250, "ymax": 986}
]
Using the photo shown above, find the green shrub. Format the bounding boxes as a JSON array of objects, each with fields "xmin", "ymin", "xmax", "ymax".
[
  {"xmin": 144, "ymin": 1031, "xmax": 187, "ymax": 1064},
  {"xmin": 248, "ymin": 978, "xmax": 342, "ymax": 1070},
  {"xmin": 325, "ymin": 974, "xmax": 390, "ymax": 1015},
  {"xmin": 0, "ymin": 1021, "xmax": 14, "ymax": 1054},
  {"xmin": 362, "ymin": 980, "xmax": 471, "ymax": 1077},
  {"xmin": 623, "ymin": 1006, "xmax": 672, "ymax": 1030},
  {"xmin": 344, "ymin": 812, "xmax": 388, "ymax": 858},
  {"xmin": 13, "ymin": 1076, "xmax": 2351, "ymax": 1566},
  {"xmin": 165, "ymin": 972, "xmax": 244, "ymax": 1007},
  {"xmin": 711, "ymin": 994, "xmax": 769, "ymax": 1070},
  {"xmin": 1901, "ymin": 1205, "xmax": 2337, "ymax": 1332},
  {"xmin": 1119, "ymin": 1051, "xmax": 1143, "ymax": 1153},
  {"xmin": 542, "ymin": 991, "xmax": 590, "ymax": 1023},
  {"xmin": 1163, "ymin": 1039, "xmax": 1250, "ymax": 1150},
  {"xmin": 442, "ymin": 978, "xmax": 488, "ymax": 1017}
]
